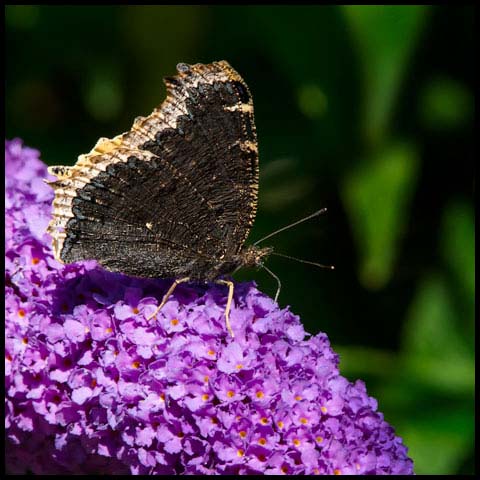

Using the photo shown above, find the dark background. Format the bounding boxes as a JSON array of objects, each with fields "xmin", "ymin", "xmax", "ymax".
[{"xmin": 5, "ymin": 5, "xmax": 474, "ymax": 474}]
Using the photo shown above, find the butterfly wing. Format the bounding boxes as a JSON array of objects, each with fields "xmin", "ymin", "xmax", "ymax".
[{"xmin": 47, "ymin": 61, "xmax": 259, "ymax": 279}]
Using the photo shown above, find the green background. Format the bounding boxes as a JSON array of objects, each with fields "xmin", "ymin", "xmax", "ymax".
[{"xmin": 6, "ymin": 5, "xmax": 474, "ymax": 475}]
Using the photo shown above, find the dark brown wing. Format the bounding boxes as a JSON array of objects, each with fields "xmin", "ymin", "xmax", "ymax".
[{"xmin": 47, "ymin": 61, "xmax": 259, "ymax": 279}]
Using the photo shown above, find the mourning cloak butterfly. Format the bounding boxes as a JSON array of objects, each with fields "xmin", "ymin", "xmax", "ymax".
[{"xmin": 47, "ymin": 61, "xmax": 271, "ymax": 336}]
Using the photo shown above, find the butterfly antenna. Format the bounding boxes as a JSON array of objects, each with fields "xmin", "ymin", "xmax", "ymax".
[
  {"xmin": 254, "ymin": 208, "xmax": 328, "ymax": 246},
  {"xmin": 262, "ymin": 264, "xmax": 282, "ymax": 302},
  {"xmin": 271, "ymin": 252, "xmax": 335, "ymax": 270}
]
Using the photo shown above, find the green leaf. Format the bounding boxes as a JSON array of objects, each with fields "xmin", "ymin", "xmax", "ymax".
[
  {"xmin": 403, "ymin": 274, "xmax": 468, "ymax": 357},
  {"xmin": 342, "ymin": 5, "xmax": 429, "ymax": 144},
  {"xmin": 401, "ymin": 274, "xmax": 474, "ymax": 394},
  {"xmin": 341, "ymin": 142, "xmax": 419, "ymax": 289}
]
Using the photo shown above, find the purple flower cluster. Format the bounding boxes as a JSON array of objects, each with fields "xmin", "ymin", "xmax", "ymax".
[{"xmin": 5, "ymin": 138, "xmax": 414, "ymax": 475}]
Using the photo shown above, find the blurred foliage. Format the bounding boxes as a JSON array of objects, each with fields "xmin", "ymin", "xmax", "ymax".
[
  {"xmin": 342, "ymin": 142, "xmax": 419, "ymax": 289},
  {"xmin": 342, "ymin": 5, "xmax": 429, "ymax": 145},
  {"xmin": 5, "ymin": 5, "xmax": 474, "ymax": 475},
  {"xmin": 420, "ymin": 76, "xmax": 474, "ymax": 131}
]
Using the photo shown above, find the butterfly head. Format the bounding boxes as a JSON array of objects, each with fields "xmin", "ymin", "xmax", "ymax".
[{"xmin": 239, "ymin": 244, "xmax": 273, "ymax": 269}]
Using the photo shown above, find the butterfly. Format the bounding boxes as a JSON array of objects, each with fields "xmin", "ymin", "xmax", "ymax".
[{"xmin": 47, "ymin": 61, "xmax": 272, "ymax": 337}]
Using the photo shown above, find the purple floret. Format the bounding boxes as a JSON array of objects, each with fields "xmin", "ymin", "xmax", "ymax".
[{"xmin": 5, "ymin": 138, "xmax": 414, "ymax": 475}]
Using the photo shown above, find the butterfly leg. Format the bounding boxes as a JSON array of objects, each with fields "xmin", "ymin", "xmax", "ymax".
[
  {"xmin": 215, "ymin": 279, "xmax": 235, "ymax": 338},
  {"xmin": 262, "ymin": 265, "xmax": 281, "ymax": 302},
  {"xmin": 147, "ymin": 277, "xmax": 190, "ymax": 321}
]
